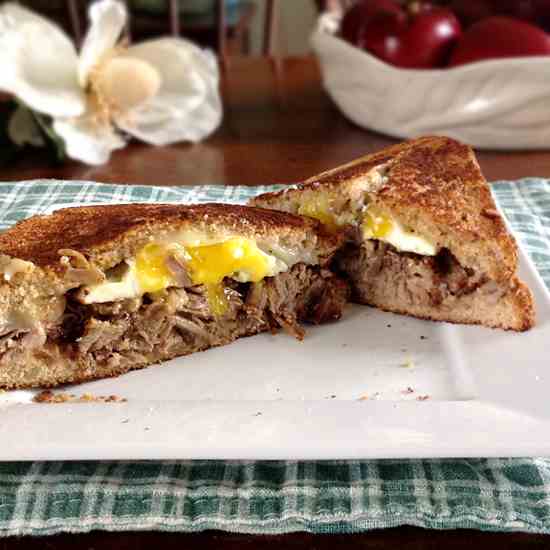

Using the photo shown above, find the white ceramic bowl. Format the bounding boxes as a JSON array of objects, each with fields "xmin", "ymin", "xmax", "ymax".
[{"xmin": 311, "ymin": 12, "xmax": 550, "ymax": 150}]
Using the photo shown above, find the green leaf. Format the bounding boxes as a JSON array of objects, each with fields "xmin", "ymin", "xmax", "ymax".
[{"xmin": 29, "ymin": 110, "xmax": 66, "ymax": 163}]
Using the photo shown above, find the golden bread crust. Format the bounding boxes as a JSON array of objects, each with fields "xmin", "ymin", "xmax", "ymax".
[
  {"xmin": 374, "ymin": 137, "xmax": 517, "ymax": 282},
  {"xmin": 254, "ymin": 136, "xmax": 437, "ymax": 201},
  {"xmin": 252, "ymin": 136, "xmax": 535, "ymax": 331},
  {"xmin": 0, "ymin": 203, "xmax": 342, "ymax": 273},
  {"xmin": 0, "ymin": 325, "xmax": 267, "ymax": 390},
  {"xmin": 357, "ymin": 276, "xmax": 535, "ymax": 332},
  {"xmin": 252, "ymin": 136, "xmax": 518, "ymax": 283}
]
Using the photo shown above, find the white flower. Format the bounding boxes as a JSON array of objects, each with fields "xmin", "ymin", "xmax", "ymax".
[{"xmin": 0, "ymin": 0, "xmax": 222, "ymax": 165}]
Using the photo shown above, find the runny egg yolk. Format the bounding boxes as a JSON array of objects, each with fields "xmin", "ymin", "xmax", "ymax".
[
  {"xmin": 135, "ymin": 243, "xmax": 175, "ymax": 293},
  {"xmin": 135, "ymin": 238, "xmax": 271, "ymax": 316},
  {"xmin": 184, "ymin": 237, "xmax": 270, "ymax": 316},
  {"xmin": 298, "ymin": 197, "xmax": 339, "ymax": 232},
  {"xmin": 362, "ymin": 209, "xmax": 394, "ymax": 239}
]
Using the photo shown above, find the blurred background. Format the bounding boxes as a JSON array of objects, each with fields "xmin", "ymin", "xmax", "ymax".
[
  {"xmin": 17, "ymin": 0, "xmax": 550, "ymax": 57},
  {"xmin": 4, "ymin": 0, "xmax": 550, "ymax": 183},
  {"xmin": 16, "ymin": 0, "xmax": 319, "ymax": 56}
]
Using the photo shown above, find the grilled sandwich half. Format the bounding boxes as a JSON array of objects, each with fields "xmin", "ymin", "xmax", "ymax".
[
  {"xmin": 0, "ymin": 203, "xmax": 348, "ymax": 389},
  {"xmin": 251, "ymin": 136, "xmax": 535, "ymax": 331}
]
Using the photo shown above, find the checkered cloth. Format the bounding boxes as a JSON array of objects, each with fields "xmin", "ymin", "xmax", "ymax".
[{"xmin": 1, "ymin": 178, "xmax": 550, "ymax": 537}]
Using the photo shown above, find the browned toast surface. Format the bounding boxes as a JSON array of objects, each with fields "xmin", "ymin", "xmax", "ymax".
[
  {"xmin": 254, "ymin": 136, "xmax": 438, "ymax": 199},
  {"xmin": 0, "ymin": 203, "xmax": 338, "ymax": 272},
  {"xmin": 252, "ymin": 136, "xmax": 535, "ymax": 331},
  {"xmin": 253, "ymin": 136, "xmax": 518, "ymax": 283},
  {"xmin": 373, "ymin": 137, "xmax": 517, "ymax": 276},
  {"xmin": 0, "ymin": 203, "xmax": 350, "ymax": 389}
]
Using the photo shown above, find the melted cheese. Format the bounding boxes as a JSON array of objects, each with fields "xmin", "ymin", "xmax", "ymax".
[
  {"xmin": 362, "ymin": 209, "xmax": 436, "ymax": 256},
  {"xmin": 298, "ymin": 197, "xmax": 339, "ymax": 232},
  {"xmin": 81, "ymin": 237, "xmax": 287, "ymax": 315}
]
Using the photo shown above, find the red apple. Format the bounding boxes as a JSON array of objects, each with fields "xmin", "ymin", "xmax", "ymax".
[
  {"xmin": 359, "ymin": 6, "xmax": 462, "ymax": 68},
  {"xmin": 532, "ymin": 0, "xmax": 550, "ymax": 31},
  {"xmin": 449, "ymin": 16, "xmax": 550, "ymax": 66},
  {"xmin": 451, "ymin": 0, "xmax": 550, "ymax": 27},
  {"xmin": 341, "ymin": 0, "xmax": 402, "ymax": 45},
  {"xmin": 449, "ymin": 0, "xmax": 494, "ymax": 26},
  {"xmin": 495, "ymin": 0, "xmax": 540, "ymax": 22}
]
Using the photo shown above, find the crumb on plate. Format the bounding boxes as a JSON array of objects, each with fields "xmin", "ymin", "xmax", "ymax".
[{"xmin": 33, "ymin": 390, "xmax": 127, "ymax": 404}]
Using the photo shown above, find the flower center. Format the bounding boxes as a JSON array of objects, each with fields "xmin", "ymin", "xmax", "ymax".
[{"xmin": 89, "ymin": 55, "xmax": 161, "ymax": 124}]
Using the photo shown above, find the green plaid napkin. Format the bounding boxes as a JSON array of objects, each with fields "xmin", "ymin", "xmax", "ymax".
[{"xmin": 1, "ymin": 178, "xmax": 550, "ymax": 537}]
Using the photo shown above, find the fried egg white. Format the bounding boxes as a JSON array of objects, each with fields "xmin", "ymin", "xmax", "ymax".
[
  {"xmin": 296, "ymin": 199, "xmax": 437, "ymax": 256},
  {"xmin": 362, "ymin": 209, "xmax": 437, "ymax": 256}
]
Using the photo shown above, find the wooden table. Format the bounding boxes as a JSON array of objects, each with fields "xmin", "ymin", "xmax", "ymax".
[
  {"xmin": 2, "ymin": 56, "xmax": 549, "ymax": 548},
  {"xmin": 2, "ymin": 56, "xmax": 550, "ymax": 185}
]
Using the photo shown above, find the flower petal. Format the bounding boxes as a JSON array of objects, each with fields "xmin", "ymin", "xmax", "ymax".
[
  {"xmin": 0, "ymin": 4, "xmax": 84, "ymax": 118},
  {"xmin": 126, "ymin": 38, "xmax": 209, "ymax": 115},
  {"xmin": 0, "ymin": 2, "xmax": 59, "ymax": 29},
  {"xmin": 8, "ymin": 107, "xmax": 45, "ymax": 147},
  {"xmin": 117, "ymin": 38, "xmax": 222, "ymax": 145},
  {"xmin": 78, "ymin": 0, "xmax": 127, "ymax": 87},
  {"xmin": 96, "ymin": 56, "xmax": 161, "ymax": 112},
  {"xmin": 53, "ymin": 116, "xmax": 126, "ymax": 165}
]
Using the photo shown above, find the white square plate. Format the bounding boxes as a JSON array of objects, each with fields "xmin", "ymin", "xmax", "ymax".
[{"xmin": 1, "ymin": 246, "xmax": 549, "ymax": 461}]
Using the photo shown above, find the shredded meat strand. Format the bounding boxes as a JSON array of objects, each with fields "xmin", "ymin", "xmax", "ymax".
[
  {"xmin": 16, "ymin": 263, "xmax": 349, "ymax": 369},
  {"xmin": 59, "ymin": 249, "xmax": 105, "ymax": 285},
  {"xmin": 337, "ymin": 241, "xmax": 493, "ymax": 308}
]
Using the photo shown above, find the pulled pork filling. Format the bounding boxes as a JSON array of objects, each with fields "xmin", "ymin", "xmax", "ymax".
[
  {"xmin": 336, "ymin": 240, "xmax": 505, "ymax": 307},
  {"xmin": 0, "ymin": 263, "xmax": 348, "ymax": 370}
]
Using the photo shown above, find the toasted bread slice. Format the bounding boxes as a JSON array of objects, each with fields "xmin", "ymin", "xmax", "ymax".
[
  {"xmin": 252, "ymin": 136, "xmax": 535, "ymax": 331},
  {"xmin": 0, "ymin": 203, "xmax": 348, "ymax": 389},
  {"xmin": 0, "ymin": 203, "xmax": 341, "ymax": 273}
]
